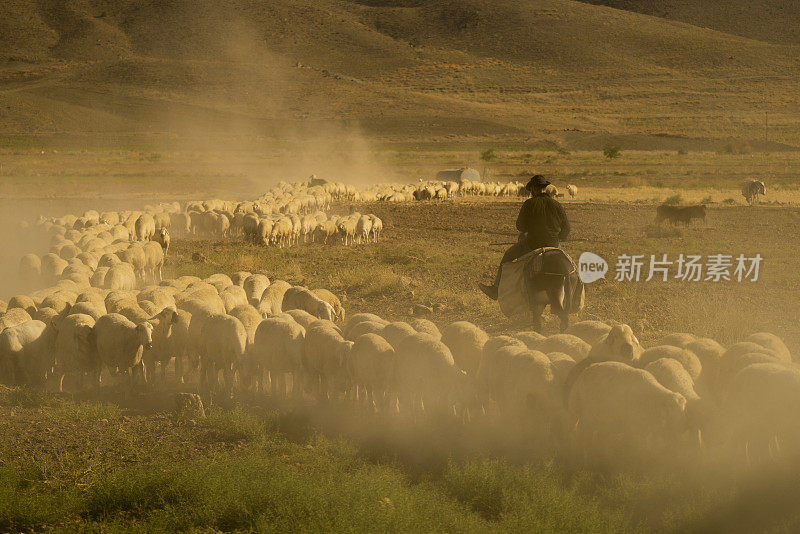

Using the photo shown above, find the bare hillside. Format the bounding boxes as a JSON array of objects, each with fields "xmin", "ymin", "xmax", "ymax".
[
  {"xmin": 0, "ymin": 0, "xmax": 798, "ymax": 145},
  {"xmin": 580, "ymin": 0, "xmax": 800, "ymax": 45}
]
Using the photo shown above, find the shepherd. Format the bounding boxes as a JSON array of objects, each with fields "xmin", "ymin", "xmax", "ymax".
[
  {"xmin": 479, "ymin": 175, "xmax": 571, "ymax": 300},
  {"xmin": 479, "ymin": 175, "xmax": 581, "ymax": 332}
]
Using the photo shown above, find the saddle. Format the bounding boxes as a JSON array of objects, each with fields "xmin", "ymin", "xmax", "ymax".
[
  {"xmin": 523, "ymin": 247, "xmax": 577, "ymax": 279},
  {"xmin": 498, "ymin": 247, "xmax": 582, "ymax": 319}
]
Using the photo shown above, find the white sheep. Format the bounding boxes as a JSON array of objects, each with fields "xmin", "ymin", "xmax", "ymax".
[
  {"xmin": 394, "ymin": 332, "xmax": 471, "ymax": 419},
  {"xmin": 249, "ymin": 316, "xmax": 306, "ymax": 397},
  {"xmin": 380, "ymin": 321, "xmax": 418, "ymax": 350},
  {"xmin": 585, "ymin": 324, "xmax": 643, "ymax": 365},
  {"xmin": 537, "ymin": 334, "xmax": 591, "ymax": 362},
  {"xmin": 302, "ymin": 324, "xmax": 353, "ymax": 400},
  {"xmin": 282, "ymin": 286, "xmax": 335, "ymax": 321},
  {"xmin": 243, "ymin": 274, "xmax": 271, "ymax": 306},
  {"xmin": 311, "ymin": 288, "xmax": 345, "ymax": 322},
  {"xmin": 566, "ymin": 184, "xmax": 577, "ymax": 198},
  {"xmin": 258, "ymin": 280, "xmax": 291, "ymax": 317},
  {"xmin": 565, "ymin": 320, "xmax": 611, "ymax": 346},
  {"xmin": 52, "ymin": 313, "xmax": 98, "ymax": 392},
  {"xmin": 143, "ymin": 241, "xmax": 165, "ymax": 283},
  {"xmin": 567, "ymin": 361, "xmax": 688, "ymax": 453},
  {"xmin": 723, "ymin": 363, "xmax": 800, "ymax": 462},
  {"xmin": 639, "ymin": 345, "xmax": 703, "ymax": 381},
  {"xmin": 409, "ymin": 318, "xmax": 440, "ymax": 340},
  {"xmin": 0, "ymin": 320, "xmax": 54, "ymax": 386},
  {"xmin": 199, "ymin": 313, "xmax": 242, "ymax": 383},
  {"xmin": 348, "ymin": 333, "xmax": 395, "ymax": 411},
  {"xmin": 93, "ymin": 313, "xmax": 153, "ymax": 389},
  {"xmin": 745, "ymin": 332, "xmax": 791, "ymax": 363},
  {"xmin": 440, "ymin": 321, "xmax": 488, "ymax": 377}
]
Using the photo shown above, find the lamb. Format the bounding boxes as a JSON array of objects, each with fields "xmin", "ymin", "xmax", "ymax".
[
  {"xmin": 204, "ymin": 273, "xmax": 233, "ymax": 292},
  {"xmin": 639, "ymin": 345, "xmax": 703, "ymax": 381},
  {"xmin": 230, "ymin": 271, "xmax": 253, "ymax": 287},
  {"xmin": 440, "ymin": 321, "xmax": 488, "ymax": 377},
  {"xmin": 153, "ymin": 227, "xmax": 170, "ymax": 255},
  {"xmin": 249, "ymin": 316, "xmax": 306, "ymax": 397},
  {"xmin": 92, "ymin": 313, "xmax": 153, "ymax": 389},
  {"xmin": 348, "ymin": 333, "xmax": 395, "ymax": 411},
  {"xmin": 302, "ymin": 325, "xmax": 353, "ymax": 400},
  {"xmin": 564, "ymin": 320, "xmax": 611, "ymax": 347},
  {"xmin": 369, "ymin": 215, "xmax": 383, "ymax": 242},
  {"xmin": 199, "ymin": 313, "xmax": 247, "ymax": 397},
  {"xmin": 52, "ymin": 313, "xmax": 99, "ymax": 392},
  {"xmin": 567, "ymin": 362, "xmax": 687, "ymax": 451},
  {"xmin": 282, "ymin": 286, "xmax": 335, "ymax": 321},
  {"xmin": 513, "ymin": 330, "xmax": 546, "ymax": 349},
  {"xmin": 394, "ymin": 333, "xmax": 471, "ymax": 419}
]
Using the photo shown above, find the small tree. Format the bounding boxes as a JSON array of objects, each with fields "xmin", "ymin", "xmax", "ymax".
[
  {"xmin": 480, "ymin": 148, "xmax": 497, "ymax": 162},
  {"xmin": 603, "ymin": 145, "xmax": 621, "ymax": 159}
]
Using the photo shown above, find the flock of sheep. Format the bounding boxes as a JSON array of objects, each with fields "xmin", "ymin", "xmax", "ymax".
[
  {"xmin": 0, "ymin": 175, "xmax": 795, "ymax": 466},
  {"xmin": 356, "ymin": 178, "xmax": 576, "ymax": 202},
  {"xmin": 138, "ymin": 181, "xmax": 384, "ymax": 248}
]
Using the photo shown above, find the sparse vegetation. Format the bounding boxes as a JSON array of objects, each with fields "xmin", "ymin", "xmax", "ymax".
[
  {"xmin": 480, "ymin": 148, "xmax": 498, "ymax": 162},
  {"xmin": 603, "ymin": 145, "xmax": 621, "ymax": 160},
  {"xmin": 662, "ymin": 194, "xmax": 683, "ymax": 205}
]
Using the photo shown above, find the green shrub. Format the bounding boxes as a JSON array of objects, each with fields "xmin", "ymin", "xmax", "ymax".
[
  {"xmin": 603, "ymin": 145, "xmax": 621, "ymax": 159},
  {"xmin": 663, "ymin": 194, "xmax": 683, "ymax": 205}
]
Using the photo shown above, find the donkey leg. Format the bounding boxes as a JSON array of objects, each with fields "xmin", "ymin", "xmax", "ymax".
[{"xmin": 531, "ymin": 304, "xmax": 545, "ymax": 333}]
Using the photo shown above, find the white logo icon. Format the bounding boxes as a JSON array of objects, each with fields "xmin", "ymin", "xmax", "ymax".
[{"xmin": 578, "ymin": 252, "xmax": 608, "ymax": 283}]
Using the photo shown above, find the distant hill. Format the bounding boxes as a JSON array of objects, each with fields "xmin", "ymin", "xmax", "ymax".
[
  {"xmin": 579, "ymin": 0, "xmax": 800, "ymax": 45},
  {"xmin": 0, "ymin": 0, "xmax": 798, "ymax": 146}
]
